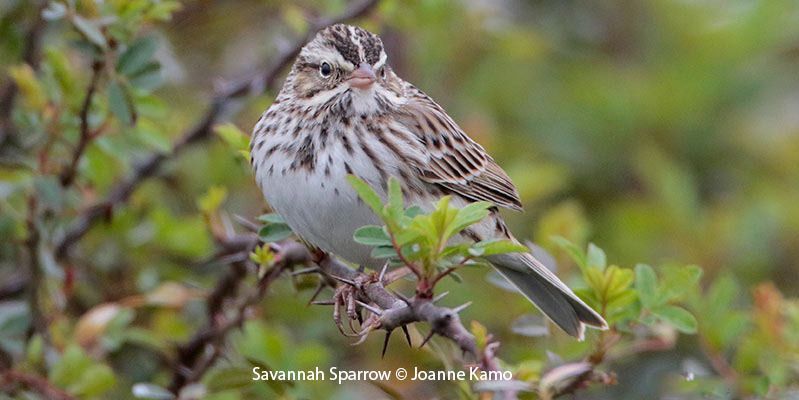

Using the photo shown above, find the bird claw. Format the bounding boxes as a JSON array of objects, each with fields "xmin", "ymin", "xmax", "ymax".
[{"xmin": 330, "ymin": 282, "xmax": 369, "ymax": 337}]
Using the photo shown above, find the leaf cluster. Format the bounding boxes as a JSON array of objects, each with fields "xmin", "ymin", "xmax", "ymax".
[{"xmin": 347, "ymin": 175, "xmax": 527, "ymax": 289}]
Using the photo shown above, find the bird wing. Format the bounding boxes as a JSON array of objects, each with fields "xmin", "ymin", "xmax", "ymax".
[{"xmin": 395, "ymin": 87, "xmax": 523, "ymax": 211}]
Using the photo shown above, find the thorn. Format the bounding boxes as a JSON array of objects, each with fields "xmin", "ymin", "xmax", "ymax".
[
  {"xmin": 311, "ymin": 300, "xmax": 335, "ymax": 306},
  {"xmin": 378, "ymin": 262, "xmax": 389, "ymax": 282},
  {"xmin": 356, "ymin": 300, "xmax": 382, "ymax": 316},
  {"xmin": 419, "ymin": 330, "xmax": 435, "ymax": 348},
  {"xmin": 453, "ymin": 301, "xmax": 472, "ymax": 314},
  {"xmin": 390, "ymin": 289, "xmax": 412, "ymax": 307},
  {"xmin": 232, "ymin": 214, "xmax": 259, "ymax": 231},
  {"xmin": 382, "ymin": 330, "xmax": 392, "ymax": 358},
  {"xmin": 331, "ymin": 275, "xmax": 357, "ymax": 286},
  {"xmin": 432, "ymin": 291, "xmax": 449, "ymax": 303},
  {"xmin": 307, "ymin": 282, "xmax": 326, "ymax": 305},
  {"xmin": 292, "ymin": 266, "xmax": 319, "ymax": 276},
  {"xmin": 401, "ymin": 325, "xmax": 412, "ymax": 347}
]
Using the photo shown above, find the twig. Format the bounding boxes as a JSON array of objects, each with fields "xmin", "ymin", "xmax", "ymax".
[
  {"xmin": 1, "ymin": 369, "xmax": 75, "ymax": 400},
  {"xmin": 0, "ymin": 274, "xmax": 28, "ymax": 300},
  {"xmin": 168, "ymin": 241, "xmax": 308, "ymax": 394},
  {"xmin": 59, "ymin": 60, "xmax": 104, "ymax": 187},
  {"xmin": 24, "ymin": 195, "xmax": 47, "ymax": 339},
  {"xmin": 699, "ymin": 336, "xmax": 739, "ymax": 389},
  {"xmin": 53, "ymin": 0, "xmax": 381, "ymax": 262}
]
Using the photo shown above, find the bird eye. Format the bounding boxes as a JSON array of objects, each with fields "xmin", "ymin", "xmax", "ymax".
[
  {"xmin": 319, "ymin": 62, "xmax": 332, "ymax": 78},
  {"xmin": 380, "ymin": 67, "xmax": 387, "ymax": 79}
]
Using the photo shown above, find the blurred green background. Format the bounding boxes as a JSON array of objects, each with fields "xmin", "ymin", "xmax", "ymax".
[{"xmin": 1, "ymin": 0, "xmax": 798, "ymax": 398}]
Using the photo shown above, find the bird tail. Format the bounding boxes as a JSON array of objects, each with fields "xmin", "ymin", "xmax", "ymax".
[{"xmin": 487, "ymin": 252, "xmax": 607, "ymax": 340}]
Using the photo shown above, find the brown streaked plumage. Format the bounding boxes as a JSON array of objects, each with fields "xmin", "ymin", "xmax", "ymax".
[{"xmin": 250, "ymin": 24, "xmax": 606, "ymax": 338}]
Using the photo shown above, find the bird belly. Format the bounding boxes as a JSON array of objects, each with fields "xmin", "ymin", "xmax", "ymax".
[{"xmin": 254, "ymin": 147, "xmax": 385, "ymax": 268}]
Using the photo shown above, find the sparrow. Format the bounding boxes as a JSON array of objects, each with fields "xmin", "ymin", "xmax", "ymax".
[{"xmin": 250, "ymin": 24, "xmax": 607, "ymax": 338}]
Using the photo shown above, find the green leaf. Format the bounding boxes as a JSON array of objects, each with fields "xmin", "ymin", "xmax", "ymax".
[
  {"xmin": 445, "ymin": 201, "xmax": 491, "ymax": 239},
  {"xmin": 214, "ymin": 123, "xmax": 249, "ymax": 161},
  {"xmin": 197, "ymin": 186, "xmax": 227, "ymax": 214},
  {"xmin": 370, "ymin": 246, "xmax": 397, "ymax": 259},
  {"xmin": 471, "ymin": 321, "xmax": 489, "ymax": 350},
  {"xmin": 604, "ymin": 266, "xmax": 634, "ymax": 300},
  {"xmin": 472, "ymin": 239, "xmax": 528, "ymax": 257},
  {"xmin": 606, "ymin": 292, "xmax": 640, "ymax": 324},
  {"xmin": 386, "ymin": 177, "xmax": 403, "ymax": 217},
  {"xmin": 404, "ymin": 205, "xmax": 424, "ymax": 218},
  {"xmin": 258, "ymin": 223, "xmax": 293, "ymax": 242},
  {"xmin": 26, "ymin": 334, "xmax": 44, "ymax": 367},
  {"xmin": 128, "ymin": 63, "xmax": 163, "ymax": 91},
  {"xmin": 71, "ymin": 364, "xmax": 116, "ymax": 397},
  {"xmin": 406, "ymin": 211, "xmax": 438, "ymax": 245},
  {"xmin": 635, "ymin": 264, "xmax": 659, "ymax": 308},
  {"xmin": 606, "ymin": 289, "xmax": 638, "ymax": 313},
  {"xmin": 660, "ymin": 264, "xmax": 703, "ymax": 301},
  {"xmin": 584, "ymin": 268, "xmax": 604, "ymax": 294},
  {"xmin": 206, "ymin": 366, "xmax": 254, "ymax": 392},
  {"xmin": 118, "ymin": 36, "xmax": 158, "ymax": 76},
  {"xmin": 430, "ymin": 196, "xmax": 456, "ymax": 238},
  {"xmin": 551, "ymin": 236, "xmax": 587, "ymax": 271},
  {"xmin": 353, "ymin": 225, "xmax": 391, "ymax": 246},
  {"xmin": 257, "ymin": 213, "xmax": 285, "ymax": 224},
  {"xmin": 135, "ymin": 126, "xmax": 171, "ymax": 152},
  {"xmin": 107, "ymin": 80, "xmax": 135, "ymax": 125},
  {"xmin": 72, "ymin": 15, "xmax": 107, "ymax": 49},
  {"xmin": 8, "ymin": 64, "xmax": 46, "ymax": 109},
  {"xmin": 586, "ymin": 243, "xmax": 606, "ymax": 271},
  {"xmin": 441, "ymin": 243, "xmax": 471, "ymax": 258},
  {"xmin": 50, "ymin": 344, "xmax": 92, "ymax": 387},
  {"xmin": 652, "ymin": 305, "xmax": 698, "ymax": 334},
  {"xmin": 392, "ymin": 227, "xmax": 424, "ymax": 247},
  {"xmin": 346, "ymin": 175, "xmax": 383, "ymax": 216},
  {"xmin": 467, "ymin": 247, "xmax": 485, "ymax": 257}
]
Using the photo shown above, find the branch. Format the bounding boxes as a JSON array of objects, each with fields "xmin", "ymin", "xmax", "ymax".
[
  {"xmin": 168, "ymin": 240, "xmax": 307, "ymax": 395},
  {"xmin": 53, "ymin": 0, "xmax": 381, "ymax": 261},
  {"xmin": 1, "ymin": 369, "xmax": 75, "ymax": 400},
  {"xmin": 312, "ymin": 252, "xmax": 512, "ymax": 379},
  {"xmin": 286, "ymin": 242, "xmax": 521, "ymax": 397},
  {"xmin": 168, "ymin": 231, "xmax": 520, "ymax": 398},
  {"xmin": 59, "ymin": 60, "xmax": 104, "ymax": 187},
  {"xmin": 24, "ymin": 195, "xmax": 48, "ymax": 339}
]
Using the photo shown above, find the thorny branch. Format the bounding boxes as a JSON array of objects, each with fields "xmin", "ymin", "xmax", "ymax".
[
  {"xmin": 53, "ymin": 0, "xmax": 382, "ymax": 261},
  {"xmin": 168, "ymin": 234, "xmax": 520, "ymax": 399}
]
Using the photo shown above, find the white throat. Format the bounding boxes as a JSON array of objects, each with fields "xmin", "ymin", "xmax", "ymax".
[{"xmin": 349, "ymin": 87, "xmax": 381, "ymax": 115}]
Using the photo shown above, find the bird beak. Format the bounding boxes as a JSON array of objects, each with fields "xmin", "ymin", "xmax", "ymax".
[{"xmin": 347, "ymin": 63, "xmax": 376, "ymax": 89}]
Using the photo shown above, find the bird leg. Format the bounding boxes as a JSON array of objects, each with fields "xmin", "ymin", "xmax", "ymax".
[{"xmin": 330, "ymin": 280, "xmax": 364, "ymax": 337}]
